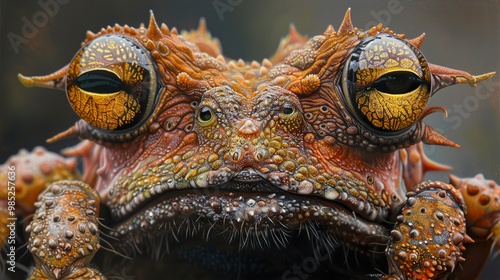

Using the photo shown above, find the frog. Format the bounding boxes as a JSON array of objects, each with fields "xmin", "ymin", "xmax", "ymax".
[{"xmin": 1, "ymin": 9, "xmax": 498, "ymax": 280}]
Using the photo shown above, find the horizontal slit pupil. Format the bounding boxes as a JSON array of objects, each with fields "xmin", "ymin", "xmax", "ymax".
[
  {"xmin": 76, "ymin": 70, "xmax": 123, "ymax": 94},
  {"xmin": 372, "ymin": 72, "xmax": 422, "ymax": 94}
]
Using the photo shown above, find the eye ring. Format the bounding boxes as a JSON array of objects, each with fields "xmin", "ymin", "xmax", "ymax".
[
  {"xmin": 341, "ymin": 34, "xmax": 431, "ymax": 132},
  {"xmin": 277, "ymin": 100, "xmax": 305, "ymax": 134},
  {"xmin": 66, "ymin": 34, "xmax": 158, "ymax": 132},
  {"xmin": 281, "ymin": 103, "xmax": 296, "ymax": 115},
  {"xmin": 190, "ymin": 100, "xmax": 199, "ymax": 108},
  {"xmin": 197, "ymin": 106, "xmax": 216, "ymax": 125}
]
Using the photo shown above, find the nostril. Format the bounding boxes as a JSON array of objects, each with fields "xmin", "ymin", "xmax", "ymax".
[
  {"xmin": 254, "ymin": 149, "xmax": 269, "ymax": 161},
  {"xmin": 256, "ymin": 153, "xmax": 263, "ymax": 161},
  {"xmin": 238, "ymin": 119, "xmax": 261, "ymax": 138},
  {"xmin": 232, "ymin": 151, "xmax": 241, "ymax": 161}
]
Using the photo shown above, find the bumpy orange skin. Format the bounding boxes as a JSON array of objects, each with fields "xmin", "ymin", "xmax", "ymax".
[
  {"xmin": 450, "ymin": 174, "xmax": 500, "ymax": 244},
  {"xmin": 384, "ymin": 182, "xmax": 471, "ymax": 280},
  {"xmin": 0, "ymin": 147, "xmax": 81, "ymax": 255},
  {"xmin": 449, "ymin": 174, "xmax": 500, "ymax": 280},
  {"xmin": 0, "ymin": 147, "xmax": 80, "ymax": 215},
  {"xmin": 3, "ymin": 9, "xmax": 498, "ymax": 280},
  {"xmin": 26, "ymin": 180, "xmax": 102, "ymax": 279}
]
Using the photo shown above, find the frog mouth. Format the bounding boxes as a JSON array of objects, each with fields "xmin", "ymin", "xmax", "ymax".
[
  {"xmin": 105, "ymin": 177, "xmax": 389, "ymax": 279},
  {"xmin": 108, "ymin": 168, "xmax": 388, "ymax": 254}
]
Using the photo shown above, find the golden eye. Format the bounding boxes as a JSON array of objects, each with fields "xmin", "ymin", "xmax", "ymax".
[
  {"xmin": 66, "ymin": 35, "xmax": 158, "ymax": 131},
  {"xmin": 342, "ymin": 35, "xmax": 431, "ymax": 132},
  {"xmin": 197, "ymin": 106, "xmax": 215, "ymax": 125}
]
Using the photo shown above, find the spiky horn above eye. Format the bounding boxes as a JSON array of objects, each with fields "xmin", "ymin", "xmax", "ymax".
[
  {"xmin": 147, "ymin": 10, "xmax": 163, "ymax": 41},
  {"xmin": 18, "ymin": 65, "xmax": 69, "ymax": 90},
  {"xmin": 338, "ymin": 8, "xmax": 354, "ymax": 33},
  {"xmin": 429, "ymin": 63, "xmax": 496, "ymax": 95}
]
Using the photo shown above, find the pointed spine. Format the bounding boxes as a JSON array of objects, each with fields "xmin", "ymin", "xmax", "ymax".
[
  {"xmin": 86, "ymin": 31, "xmax": 96, "ymax": 41},
  {"xmin": 323, "ymin": 25, "xmax": 335, "ymax": 35},
  {"xmin": 430, "ymin": 63, "xmax": 496, "ymax": 95},
  {"xmin": 422, "ymin": 125, "xmax": 460, "ymax": 148},
  {"xmin": 288, "ymin": 24, "xmax": 301, "ymax": 41},
  {"xmin": 408, "ymin": 33, "xmax": 425, "ymax": 49},
  {"xmin": 147, "ymin": 10, "xmax": 163, "ymax": 40},
  {"xmin": 197, "ymin": 18, "xmax": 207, "ymax": 34},
  {"xmin": 18, "ymin": 64, "xmax": 69, "ymax": 90},
  {"xmin": 161, "ymin": 23, "xmax": 170, "ymax": 35},
  {"xmin": 47, "ymin": 124, "xmax": 79, "ymax": 143},
  {"xmin": 338, "ymin": 8, "xmax": 354, "ymax": 33}
]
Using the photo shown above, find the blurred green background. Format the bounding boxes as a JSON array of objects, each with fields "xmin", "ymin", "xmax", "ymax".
[{"xmin": 0, "ymin": 0, "xmax": 499, "ymax": 278}]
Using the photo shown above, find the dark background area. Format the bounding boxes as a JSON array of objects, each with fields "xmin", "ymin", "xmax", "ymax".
[{"xmin": 0, "ymin": 0, "xmax": 498, "ymax": 278}]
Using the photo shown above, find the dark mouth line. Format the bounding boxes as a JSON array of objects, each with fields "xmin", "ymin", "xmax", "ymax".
[{"xmin": 109, "ymin": 180, "xmax": 370, "ymax": 228}]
